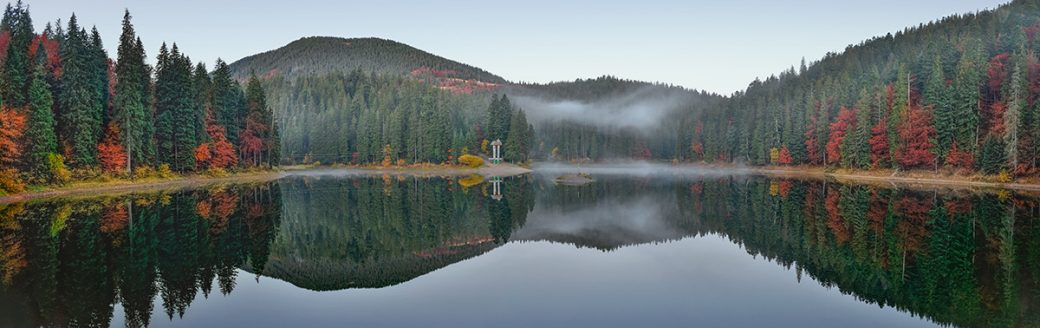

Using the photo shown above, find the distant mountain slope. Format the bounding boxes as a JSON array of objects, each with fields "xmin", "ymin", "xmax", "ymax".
[{"xmin": 228, "ymin": 36, "xmax": 506, "ymax": 83}]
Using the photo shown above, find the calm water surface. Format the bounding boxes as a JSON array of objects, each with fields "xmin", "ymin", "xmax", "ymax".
[{"xmin": 1, "ymin": 168, "xmax": 1038, "ymax": 327}]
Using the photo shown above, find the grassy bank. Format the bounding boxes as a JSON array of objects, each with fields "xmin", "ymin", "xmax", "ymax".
[{"xmin": 0, "ymin": 169, "xmax": 283, "ymax": 204}]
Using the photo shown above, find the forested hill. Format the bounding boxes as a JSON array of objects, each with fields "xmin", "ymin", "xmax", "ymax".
[
  {"xmin": 690, "ymin": 0, "xmax": 1040, "ymax": 176},
  {"xmin": 228, "ymin": 37, "xmax": 506, "ymax": 83}
]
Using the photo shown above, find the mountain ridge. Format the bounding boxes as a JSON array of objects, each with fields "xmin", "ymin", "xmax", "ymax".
[{"xmin": 228, "ymin": 36, "xmax": 507, "ymax": 83}]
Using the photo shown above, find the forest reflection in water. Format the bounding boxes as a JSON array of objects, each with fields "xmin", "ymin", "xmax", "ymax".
[{"xmin": 0, "ymin": 170, "xmax": 1038, "ymax": 327}]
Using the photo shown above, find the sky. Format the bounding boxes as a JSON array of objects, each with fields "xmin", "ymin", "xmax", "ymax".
[{"xmin": 28, "ymin": 0, "xmax": 1009, "ymax": 95}]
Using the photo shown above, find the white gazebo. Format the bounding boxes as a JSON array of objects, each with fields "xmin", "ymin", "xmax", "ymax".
[{"xmin": 490, "ymin": 139, "xmax": 503, "ymax": 164}]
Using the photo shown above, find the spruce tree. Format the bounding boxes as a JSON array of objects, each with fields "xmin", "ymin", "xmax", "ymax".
[
  {"xmin": 114, "ymin": 10, "xmax": 153, "ymax": 172},
  {"xmin": 927, "ymin": 55, "xmax": 954, "ymax": 159},
  {"xmin": 1, "ymin": 1, "xmax": 32, "ymax": 107},
  {"xmin": 211, "ymin": 59, "xmax": 241, "ymax": 145},
  {"xmin": 24, "ymin": 49, "xmax": 56, "ymax": 181},
  {"xmin": 58, "ymin": 15, "xmax": 102, "ymax": 167},
  {"xmin": 952, "ymin": 41, "xmax": 983, "ymax": 153}
]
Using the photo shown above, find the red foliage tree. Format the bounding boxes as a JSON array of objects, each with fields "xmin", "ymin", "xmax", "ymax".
[
  {"xmin": 97, "ymin": 123, "xmax": 128, "ymax": 173},
  {"xmin": 0, "ymin": 31, "xmax": 10, "ymax": 66},
  {"xmin": 239, "ymin": 117, "xmax": 267, "ymax": 167},
  {"xmin": 869, "ymin": 118, "xmax": 889, "ymax": 167},
  {"xmin": 945, "ymin": 142, "xmax": 974, "ymax": 168},
  {"xmin": 895, "ymin": 103, "xmax": 936, "ymax": 168},
  {"xmin": 826, "ymin": 107, "xmax": 856, "ymax": 164},
  {"xmin": 28, "ymin": 34, "xmax": 61, "ymax": 78},
  {"xmin": 777, "ymin": 145, "xmax": 793, "ymax": 165}
]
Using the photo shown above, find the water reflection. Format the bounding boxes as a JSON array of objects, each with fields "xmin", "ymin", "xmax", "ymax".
[{"xmin": 0, "ymin": 172, "xmax": 1037, "ymax": 327}]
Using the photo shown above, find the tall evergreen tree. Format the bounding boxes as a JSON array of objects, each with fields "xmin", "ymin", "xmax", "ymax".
[
  {"xmin": 154, "ymin": 44, "xmax": 198, "ymax": 171},
  {"xmin": 58, "ymin": 15, "xmax": 103, "ymax": 167},
  {"xmin": 927, "ymin": 56, "xmax": 954, "ymax": 159},
  {"xmin": 24, "ymin": 46, "xmax": 56, "ymax": 181},
  {"xmin": 1, "ymin": 1, "xmax": 32, "ymax": 107},
  {"xmin": 113, "ymin": 10, "xmax": 153, "ymax": 171},
  {"xmin": 211, "ymin": 59, "xmax": 241, "ymax": 145}
]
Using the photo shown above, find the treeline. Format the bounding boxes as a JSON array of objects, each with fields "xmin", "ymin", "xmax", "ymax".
[
  {"xmin": 265, "ymin": 70, "xmax": 533, "ymax": 165},
  {"xmin": 0, "ymin": 4, "xmax": 279, "ymax": 194},
  {"xmin": 694, "ymin": 0, "xmax": 1040, "ymax": 176}
]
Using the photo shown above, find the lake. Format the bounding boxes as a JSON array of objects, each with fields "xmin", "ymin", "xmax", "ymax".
[{"xmin": 1, "ymin": 167, "xmax": 1038, "ymax": 327}]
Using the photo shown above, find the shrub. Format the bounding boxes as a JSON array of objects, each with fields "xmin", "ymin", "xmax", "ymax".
[
  {"xmin": 47, "ymin": 153, "xmax": 71, "ymax": 184},
  {"xmin": 133, "ymin": 165, "xmax": 156, "ymax": 180},
  {"xmin": 158, "ymin": 164, "xmax": 174, "ymax": 179},
  {"xmin": 458, "ymin": 154, "xmax": 484, "ymax": 168},
  {"xmin": 0, "ymin": 169, "xmax": 25, "ymax": 195}
]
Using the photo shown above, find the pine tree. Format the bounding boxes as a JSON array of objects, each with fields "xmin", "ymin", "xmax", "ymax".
[{"xmin": 24, "ymin": 49, "xmax": 56, "ymax": 181}]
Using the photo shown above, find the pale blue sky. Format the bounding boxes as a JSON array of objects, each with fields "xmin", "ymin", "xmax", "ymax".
[{"xmin": 28, "ymin": 0, "xmax": 1007, "ymax": 94}]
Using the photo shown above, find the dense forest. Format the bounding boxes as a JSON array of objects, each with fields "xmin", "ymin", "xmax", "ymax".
[
  {"xmin": 691, "ymin": 0, "xmax": 1040, "ymax": 176},
  {"xmin": 264, "ymin": 70, "xmax": 533, "ymax": 165},
  {"xmin": 0, "ymin": 4, "xmax": 279, "ymax": 195}
]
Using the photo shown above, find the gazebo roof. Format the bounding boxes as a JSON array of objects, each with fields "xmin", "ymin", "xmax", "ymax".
[{"xmin": 490, "ymin": 139, "xmax": 503, "ymax": 146}]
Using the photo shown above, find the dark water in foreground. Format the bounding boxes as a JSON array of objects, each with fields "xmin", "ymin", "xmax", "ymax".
[{"xmin": 1, "ymin": 168, "xmax": 1039, "ymax": 327}]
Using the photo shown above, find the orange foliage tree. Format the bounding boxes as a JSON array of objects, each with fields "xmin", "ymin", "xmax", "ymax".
[
  {"xmin": 0, "ymin": 107, "xmax": 26, "ymax": 167},
  {"xmin": 195, "ymin": 113, "xmax": 238, "ymax": 170},
  {"xmin": 97, "ymin": 123, "xmax": 128, "ymax": 173}
]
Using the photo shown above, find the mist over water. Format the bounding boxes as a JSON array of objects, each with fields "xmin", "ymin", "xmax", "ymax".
[
  {"xmin": 532, "ymin": 162, "xmax": 753, "ymax": 178},
  {"xmin": 511, "ymin": 86, "xmax": 696, "ymax": 133}
]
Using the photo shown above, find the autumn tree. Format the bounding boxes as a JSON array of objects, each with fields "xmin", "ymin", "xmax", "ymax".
[
  {"xmin": 827, "ymin": 106, "xmax": 855, "ymax": 165},
  {"xmin": 895, "ymin": 101, "xmax": 938, "ymax": 168}
]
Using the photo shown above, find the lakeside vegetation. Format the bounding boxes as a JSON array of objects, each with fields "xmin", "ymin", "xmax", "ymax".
[{"xmin": 0, "ymin": 4, "xmax": 280, "ymax": 195}]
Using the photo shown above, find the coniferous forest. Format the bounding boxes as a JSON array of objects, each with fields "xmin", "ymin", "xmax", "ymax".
[{"xmin": 0, "ymin": 4, "xmax": 283, "ymax": 195}]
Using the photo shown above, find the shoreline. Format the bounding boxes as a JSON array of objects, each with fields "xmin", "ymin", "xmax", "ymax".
[
  {"xmin": 10, "ymin": 161, "xmax": 1039, "ymax": 204},
  {"xmin": 0, "ymin": 163, "xmax": 533, "ymax": 204}
]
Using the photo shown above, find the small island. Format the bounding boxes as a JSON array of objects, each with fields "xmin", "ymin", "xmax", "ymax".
[{"xmin": 554, "ymin": 173, "xmax": 594, "ymax": 186}]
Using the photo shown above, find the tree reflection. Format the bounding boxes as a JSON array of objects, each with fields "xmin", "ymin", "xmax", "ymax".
[{"xmin": 0, "ymin": 183, "xmax": 281, "ymax": 327}]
